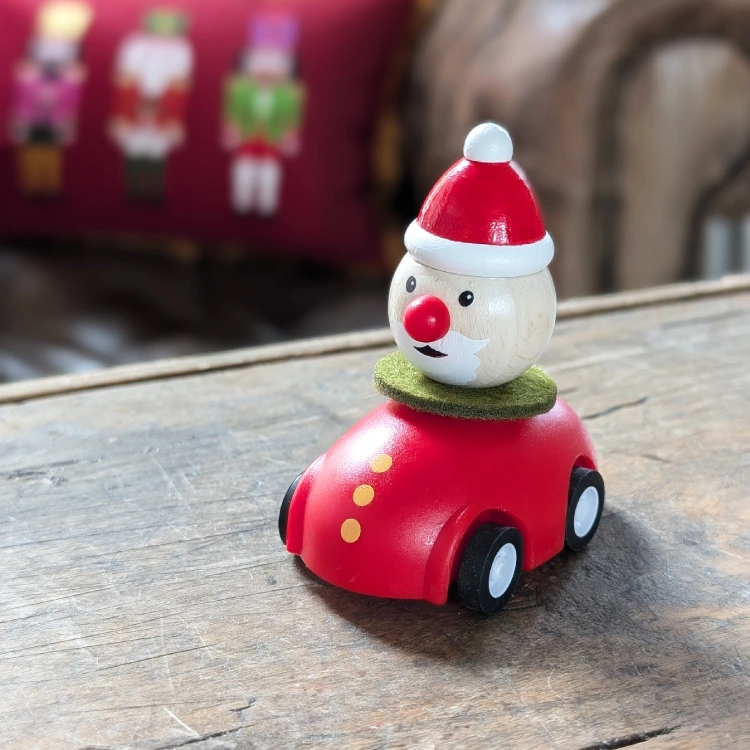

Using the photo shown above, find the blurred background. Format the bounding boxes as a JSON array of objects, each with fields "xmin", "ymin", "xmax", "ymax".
[{"xmin": 2, "ymin": 0, "xmax": 750, "ymax": 383}]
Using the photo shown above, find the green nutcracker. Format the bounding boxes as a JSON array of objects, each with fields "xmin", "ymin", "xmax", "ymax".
[{"xmin": 222, "ymin": 13, "xmax": 305, "ymax": 216}]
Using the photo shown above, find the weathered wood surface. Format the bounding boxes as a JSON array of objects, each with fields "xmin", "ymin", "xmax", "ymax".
[
  {"xmin": 2, "ymin": 280, "xmax": 750, "ymax": 749},
  {"xmin": 406, "ymin": 0, "xmax": 750, "ymax": 295}
]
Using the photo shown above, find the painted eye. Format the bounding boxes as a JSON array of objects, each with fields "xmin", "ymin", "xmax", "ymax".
[
  {"xmin": 458, "ymin": 291, "xmax": 474, "ymax": 307},
  {"xmin": 406, "ymin": 276, "xmax": 416, "ymax": 293}
]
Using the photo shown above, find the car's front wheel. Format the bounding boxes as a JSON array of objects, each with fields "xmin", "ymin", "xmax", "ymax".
[
  {"xmin": 457, "ymin": 524, "xmax": 524, "ymax": 615},
  {"xmin": 565, "ymin": 467, "xmax": 605, "ymax": 552},
  {"xmin": 278, "ymin": 473, "xmax": 303, "ymax": 545}
]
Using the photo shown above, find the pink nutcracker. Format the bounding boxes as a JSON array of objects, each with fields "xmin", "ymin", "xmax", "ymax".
[{"xmin": 8, "ymin": 1, "xmax": 93, "ymax": 197}]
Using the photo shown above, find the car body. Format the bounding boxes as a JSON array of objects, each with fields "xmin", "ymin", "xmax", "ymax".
[{"xmin": 281, "ymin": 396, "xmax": 599, "ymax": 607}]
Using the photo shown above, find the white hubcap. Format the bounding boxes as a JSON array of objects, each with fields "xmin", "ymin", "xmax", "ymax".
[
  {"xmin": 488, "ymin": 542, "xmax": 517, "ymax": 598},
  {"xmin": 574, "ymin": 486, "xmax": 600, "ymax": 538}
]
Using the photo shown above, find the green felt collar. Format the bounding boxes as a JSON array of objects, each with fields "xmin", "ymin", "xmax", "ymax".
[{"xmin": 373, "ymin": 351, "xmax": 557, "ymax": 421}]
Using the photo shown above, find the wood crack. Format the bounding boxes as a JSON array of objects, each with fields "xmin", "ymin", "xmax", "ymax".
[
  {"xmin": 96, "ymin": 645, "xmax": 209, "ymax": 671},
  {"xmin": 583, "ymin": 396, "xmax": 648, "ymax": 421},
  {"xmin": 229, "ymin": 697, "xmax": 258, "ymax": 713},
  {"xmin": 577, "ymin": 725, "xmax": 679, "ymax": 750},
  {"xmin": 82, "ymin": 727, "xmax": 243, "ymax": 750},
  {"xmin": 150, "ymin": 727, "xmax": 243, "ymax": 750}
]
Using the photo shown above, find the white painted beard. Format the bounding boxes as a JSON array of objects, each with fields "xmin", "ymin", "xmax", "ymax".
[
  {"xmin": 395, "ymin": 323, "xmax": 489, "ymax": 386},
  {"xmin": 117, "ymin": 34, "xmax": 194, "ymax": 98}
]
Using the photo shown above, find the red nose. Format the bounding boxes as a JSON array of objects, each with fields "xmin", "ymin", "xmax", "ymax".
[{"xmin": 403, "ymin": 295, "xmax": 451, "ymax": 343}]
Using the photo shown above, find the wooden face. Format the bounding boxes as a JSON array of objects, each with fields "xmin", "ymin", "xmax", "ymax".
[{"xmin": 388, "ymin": 255, "xmax": 556, "ymax": 388}]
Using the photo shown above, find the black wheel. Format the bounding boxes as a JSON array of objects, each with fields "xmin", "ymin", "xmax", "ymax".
[
  {"xmin": 457, "ymin": 524, "xmax": 524, "ymax": 615},
  {"xmin": 279, "ymin": 473, "xmax": 303, "ymax": 545},
  {"xmin": 565, "ymin": 467, "xmax": 605, "ymax": 552}
]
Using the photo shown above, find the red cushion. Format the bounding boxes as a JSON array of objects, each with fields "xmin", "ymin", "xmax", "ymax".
[{"xmin": 0, "ymin": 0, "xmax": 414, "ymax": 263}]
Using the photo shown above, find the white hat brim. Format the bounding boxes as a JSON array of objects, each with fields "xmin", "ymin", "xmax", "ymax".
[{"xmin": 404, "ymin": 221, "xmax": 554, "ymax": 278}]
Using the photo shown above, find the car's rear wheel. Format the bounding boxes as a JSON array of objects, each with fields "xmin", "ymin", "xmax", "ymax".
[
  {"xmin": 565, "ymin": 467, "xmax": 605, "ymax": 552},
  {"xmin": 457, "ymin": 524, "xmax": 524, "ymax": 615},
  {"xmin": 278, "ymin": 473, "xmax": 303, "ymax": 545}
]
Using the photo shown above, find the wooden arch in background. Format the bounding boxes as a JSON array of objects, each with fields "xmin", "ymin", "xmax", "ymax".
[
  {"xmin": 406, "ymin": 0, "xmax": 750, "ymax": 296},
  {"xmin": 586, "ymin": 2, "xmax": 750, "ymax": 290}
]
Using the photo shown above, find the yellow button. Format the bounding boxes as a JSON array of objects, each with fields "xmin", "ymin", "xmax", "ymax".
[
  {"xmin": 341, "ymin": 518, "xmax": 361, "ymax": 543},
  {"xmin": 353, "ymin": 484, "xmax": 375, "ymax": 506},
  {"xmin": 370, "ymin": 454, "xmax": 392, "ymax": 473}
]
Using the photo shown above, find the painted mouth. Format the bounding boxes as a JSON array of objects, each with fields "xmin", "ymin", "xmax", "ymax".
[{"xmin": 415, "ymin": 344, "xmax": 448, "ymax": 358}]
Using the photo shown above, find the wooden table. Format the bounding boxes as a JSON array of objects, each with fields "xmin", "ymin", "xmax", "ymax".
[{"xmin": 2, "ymin": 276, "xmax": 750, "ymax": 750}]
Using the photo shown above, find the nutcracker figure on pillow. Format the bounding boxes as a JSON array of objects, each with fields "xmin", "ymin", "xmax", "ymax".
[
  {"xmin": 222, "ymin": 13, "xmax": 305, "ymax": 217},
  {"xmin": 110, "ymin": 10, "xmax": 194, "ymax": 204},
  {"xmin": 8, "ymin": 1, "xmax": 93, "ymax": 197}
]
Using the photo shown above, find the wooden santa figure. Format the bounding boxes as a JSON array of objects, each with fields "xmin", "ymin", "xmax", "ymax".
[{"xmin": 278, "ymin": 123, "xmax": 605, "ymax": 616}]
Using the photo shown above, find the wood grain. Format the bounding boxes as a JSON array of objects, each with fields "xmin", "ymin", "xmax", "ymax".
[{"xmin": 2, "ymin": 283, "xmax": 750, "ymax": 748}]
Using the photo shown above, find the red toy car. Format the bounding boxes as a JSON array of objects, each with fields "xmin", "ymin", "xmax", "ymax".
[{"xmin": 279, "ymin": 396, "xmax": 604, "ymax": 615}]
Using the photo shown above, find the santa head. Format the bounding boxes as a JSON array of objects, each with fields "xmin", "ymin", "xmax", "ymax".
[
  {"xmin": 388, "ymin": 123, "xmax": 557, "ymax": 388},
  {"xmin": 116, "ymin": 11, "xmax": 193, "ymax": 99}
]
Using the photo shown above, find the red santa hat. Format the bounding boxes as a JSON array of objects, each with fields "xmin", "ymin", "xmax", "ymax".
[{"xmin": 404, "ymin": 123, "xmax": 554, "ymax": 278}]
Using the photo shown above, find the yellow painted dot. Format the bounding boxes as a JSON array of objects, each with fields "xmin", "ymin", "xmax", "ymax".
[
  {"xmin": 353, "ymin": 484, "xmax": 375, "ymax": 506},
  {"xmin": 370, "ymin": 454, "xmax": 393, "ymax": 473},
  {"xmin": 341, "ymin": 518, "xmax": 361, "ymax": 543}
]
